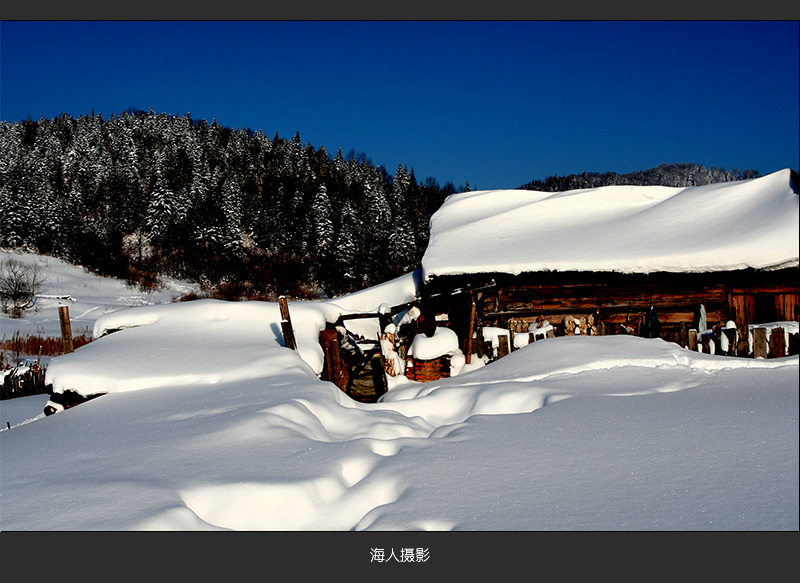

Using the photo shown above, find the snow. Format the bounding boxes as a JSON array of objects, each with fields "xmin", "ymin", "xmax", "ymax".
[
  {"xmin": 421, "ymin": 169, "xmax": 799, "ymax": 280},
  {"xmin": 0, "ymin": 248, "xmax": 199, "ymax": 340},
  {"xmin": 1, "ymin": 169, "xmax": 798, "ymax": 531},
  {"xmin": 407, "ymin": 326, "xmax": 460, "ymax": 360}
]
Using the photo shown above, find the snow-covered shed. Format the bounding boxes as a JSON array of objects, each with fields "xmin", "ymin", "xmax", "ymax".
[{"xmin": 418, "ymin": 169, "xmax": 799, "ymax": 355}]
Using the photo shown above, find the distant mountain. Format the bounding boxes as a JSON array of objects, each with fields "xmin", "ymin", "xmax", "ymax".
[{"xmin": 519, "ymin": 163, "xmax": 760, "ymax": 191}]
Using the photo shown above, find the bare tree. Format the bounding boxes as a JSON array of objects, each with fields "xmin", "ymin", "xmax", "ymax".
[{"xmin": 0, "ymin": 258, "xmax": 48, "ymax": 317}]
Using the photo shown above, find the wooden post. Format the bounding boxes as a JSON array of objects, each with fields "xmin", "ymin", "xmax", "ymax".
[
  {"xmin": 736, "ymin": 324, "xmax": 750, "ymax": 357},
  {"xmin": 789, "ymin": 332, "xmax": 799, "ymax": 356},
  {"xmin": 688, "ymin": 329, "xmax": 698, "ymax": 352},
  {"xmin": 465, "ymin": 294, "xmax": 477, "ymax": 365},
  {"xmin": 421, "ymin": 290, "xmax": 436, "ymax": 338},
  {"xmin": 320, "ymin": 328, "xmax": 346, "ymax": 391},
  {"xmin": 278, "ymin": 296, "xmax": 297, "ymax": 350},
  {"xmin": 753, "ymin": 327, "xmax": 768, "ymax": 359},
  {"xmin": 59, "ymin": 305, "xmax": 74, "ymax": 353},
  {"xmin": 769, "ymin": 327, "xmax": 785, "ymax": 358},
  {"xmin": 497, "ymin": 334, "xmax": 509, "ymax": 359},
  {"xmin": 723, "ymin": 328, "xmax": 737, "ymax": 356},
  {"xmin": 711, "ymin": 325, "xmax": 723, "ymax": 355}
]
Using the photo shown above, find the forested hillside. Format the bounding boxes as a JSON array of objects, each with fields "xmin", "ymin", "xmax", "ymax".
[
  {"xmin": 0, "ymin": 110, "xmax": 461, "ymax": 298},
  {"xmin": 0, "ymin": 110, "xmax": 760, "ymax": 299}
]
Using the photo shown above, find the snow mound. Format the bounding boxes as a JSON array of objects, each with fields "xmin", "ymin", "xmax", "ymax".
[
  {"xmin": 379, "ymin": 335, "xmax": 798, "ymax": 426},
  {"xmin": 422, "ymin": 169, "xmax": 799, "ymax": 279},
  {"xmin": 46, "ymin": 298, "xmax": 333, "ymax": 396}
]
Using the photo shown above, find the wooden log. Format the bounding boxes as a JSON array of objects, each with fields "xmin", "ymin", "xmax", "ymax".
[
  {"xmin": 688, "ymin": 329, "xmax": 698, "ymax": 352},
  {"xmin": 753, "ymin": 327, "xmax": 768, "ymax": 359},
  {"xmin": 769, "ymin": 327, "xmax": 785, "ymax": 358},
  {"xmin": 59, "ymin": 305, "xmax": 74, "ymax": 354}
]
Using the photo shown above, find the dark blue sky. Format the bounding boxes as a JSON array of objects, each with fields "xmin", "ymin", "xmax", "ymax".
[{"xmin": 2, "ymin": 21, "xmax": 797, "ymax": 189}]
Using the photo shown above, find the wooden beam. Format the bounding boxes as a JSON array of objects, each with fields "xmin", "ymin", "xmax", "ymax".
[{"xmin": 338, "ymin": 312, "xmax": 384, "ymax": 321}]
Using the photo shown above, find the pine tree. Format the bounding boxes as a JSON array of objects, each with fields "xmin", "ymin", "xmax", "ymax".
[
  {"xmin": 388, "ymin": 164, "xmax": 417, "ymax": 275},
  {"xmin": 333, "ymin": 199, "xmax": 362, "ymax": 293},
  {"xmin": 311, "ymin": 184, "xmax": 334, "ymax": 260}
]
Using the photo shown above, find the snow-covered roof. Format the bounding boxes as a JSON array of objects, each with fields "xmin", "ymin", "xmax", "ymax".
[{"xmin": 421, "ymin": 168, "xmax": 799, "ymax": 281}]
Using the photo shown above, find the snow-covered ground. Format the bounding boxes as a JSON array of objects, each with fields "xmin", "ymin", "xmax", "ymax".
[
  {"xmin": 0, "ymin": 249, "xmax": 199, "ymax": 339},
  {"xmin": 1, "ymin": 250, "xmax": 797, "ymax": 531}
]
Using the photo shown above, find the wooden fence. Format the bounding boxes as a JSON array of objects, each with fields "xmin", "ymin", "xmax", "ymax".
[
  {"xmin": 477, "ymin": 323, "xmax": 798, "ymax": 362},
  {"xmin": 1, "ymin": 365, "xmax": 48, "ymax": 400}
]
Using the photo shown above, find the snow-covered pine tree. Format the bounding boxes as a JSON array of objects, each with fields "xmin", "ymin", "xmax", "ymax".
[
  {"xmin": 333, "ymin": 198, "xmax": 362, "ymax": 293},
  {"xmin": 311, "ymin": 183, "xmax": 334, "ymax": 260},
  {"xmin": 144, "ymin": 147, "xmax": 177, "ymax": 244},
  {"xmin": 388, "ymin": 164, "xmax": 418, "ymax": 275},
  {"xmin": 219, "ymin": 173, "xmax": 245, "ymax": 254}
]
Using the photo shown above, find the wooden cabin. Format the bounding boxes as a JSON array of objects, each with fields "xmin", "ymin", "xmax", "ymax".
[
  {"xmin": 421, "ymin": 267, "xmax": 798, "ymax": 358},
  {"xmin": 418, "ymin": 169, "xmax": 800, "ymax": 359},
  {"xmin": 314, "ymin": 170, "xmax": 799, "ymax": 400}
]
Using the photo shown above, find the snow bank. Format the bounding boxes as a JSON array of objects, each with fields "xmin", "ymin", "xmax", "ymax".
[
  {"xmin": 3, "ymin": 332, "xmax": 796, "ymax": 531},
  {"xmin": 45, "ymin": 298, "xmax": 337, "ymax": 396},
  {"xmin": 421, "ymin": 169, "xmax": 799, "ymax": 280}
]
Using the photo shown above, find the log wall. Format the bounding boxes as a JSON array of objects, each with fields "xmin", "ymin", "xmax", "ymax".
[{"xmin": 427, "ymin": 269, "xmax": 798, "ymax": 352}]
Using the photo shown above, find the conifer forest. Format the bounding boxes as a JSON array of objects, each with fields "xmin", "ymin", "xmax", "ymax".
[{"xmin": 0, "ymin": 109, "xmax": 760, "ymax": 300}]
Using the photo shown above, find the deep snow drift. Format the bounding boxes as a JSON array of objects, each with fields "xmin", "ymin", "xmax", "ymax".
[{"xmin": 1, "ymin": 282, "xmax": 797, "ymax": 530}]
